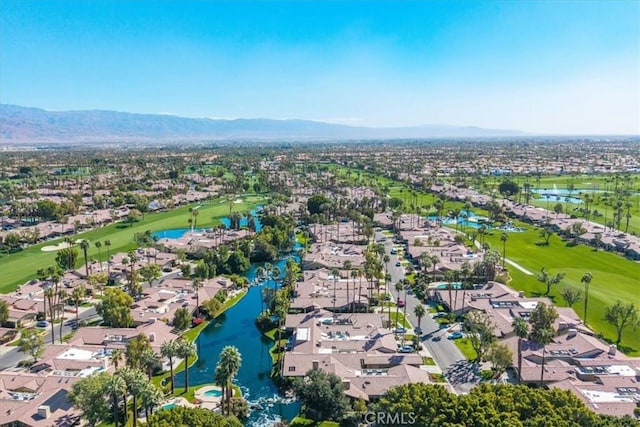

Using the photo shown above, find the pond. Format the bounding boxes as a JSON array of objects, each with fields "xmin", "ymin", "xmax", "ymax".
[
  {"xmin": 152, "ymin": 227, "xmax": 203, "ymax": 239},
  {"xmin": 219, "ymin": 207, "xmax": 263, "ymax": 232},
  {"xmin": 536, "ymin": 195, "xmax": 583, "ymax": 204},
  {"xmin": 151, "ymin": 207, "xmax": 263, "ymax": 240},
  {"xmin": 173, "ymin": 249, "xmax": 302, "ymax": 426}
]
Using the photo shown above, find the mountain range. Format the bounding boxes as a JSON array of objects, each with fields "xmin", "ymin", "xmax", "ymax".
[{"xmin": 0, "ymin": 104, "xmax": 528, "ymax": 143}]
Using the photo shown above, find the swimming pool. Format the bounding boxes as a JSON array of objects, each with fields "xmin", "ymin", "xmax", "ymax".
[
  {"xmin": 160, "ymin": 403, "xmax": 176, "ymax": 410},
  {"xmin": 437, "ymin": 283, "xmax": 462, "ymax": 290},
  {"xmin": 204, "ymin": 388, "xmax": 223, "ymax": 397}
]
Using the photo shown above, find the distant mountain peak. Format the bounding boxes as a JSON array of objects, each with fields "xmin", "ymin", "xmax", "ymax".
[{"xmin": 0, "ymin": 104, "xmax": 528, "ymax": 143}]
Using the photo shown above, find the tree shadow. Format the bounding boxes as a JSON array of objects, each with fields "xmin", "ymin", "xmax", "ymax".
[
  {"xmin": 444, "ymin": 359, "xmax": 481, "ymax": 385},
  {"xmin": 616, "ymin": 344, "xmax": 637, "ymax": 354}
]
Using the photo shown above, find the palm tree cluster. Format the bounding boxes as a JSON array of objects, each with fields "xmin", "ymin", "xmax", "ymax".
[{"xmin": 214, "ymin": 346, "xmax": 243, "ymax": 416}]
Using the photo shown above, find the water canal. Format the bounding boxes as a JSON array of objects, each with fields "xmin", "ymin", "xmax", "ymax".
[{"xmin": 173, "ymin": 251, "xmax": 301, "ymax": 426}]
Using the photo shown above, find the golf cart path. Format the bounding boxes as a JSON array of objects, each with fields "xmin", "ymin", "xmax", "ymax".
[{"xmin": 504, "ymin": 258, "xmax": 533, "ymax": 275}]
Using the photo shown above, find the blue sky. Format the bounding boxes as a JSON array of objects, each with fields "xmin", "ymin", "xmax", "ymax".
[{"xmin": 1, "ymin": 0, "xmax": 638, "ymax": 134}]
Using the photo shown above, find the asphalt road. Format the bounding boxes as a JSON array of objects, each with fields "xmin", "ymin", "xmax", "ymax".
[
  {"xmin": 376, "ymin": 231, "xmax": 478, "ymax": 393},
  {"xmin": 0, "ymin": 306, "xmax": 97, "ymax": 371}
]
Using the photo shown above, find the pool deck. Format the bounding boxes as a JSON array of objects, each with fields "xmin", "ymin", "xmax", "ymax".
[
  {"xmin": 194, "ymin": 385, "xmax": 223, "ymax": 409},
  {"xmin": 162, "ymin": 396, "xmax": 194, "ymax": 409}
]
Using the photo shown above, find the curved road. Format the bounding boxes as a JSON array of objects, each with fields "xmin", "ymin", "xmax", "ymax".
[
  {"xmin": 0, "ymin": 307, "xmax": 97, "ymax": 371},
  {"xmin": 377, "ymin": 231, "xmax": 480, "ymax": 393}
]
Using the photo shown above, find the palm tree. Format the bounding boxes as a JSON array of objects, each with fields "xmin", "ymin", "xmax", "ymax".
[
  {"xmin": 177, "ymin": 339, "xmax": 196, "ymax": 392},
  {"xmin": 272, "ymin": 266, "xmax": 281, "ymax": 290},
  {"xmin": 394, "ymin": 282, "xmax": 403, "ymax": 329},
  {"xmin": 71, "ymin": 285, "xmax": 85, "ymax": 325},
  {"xmin": 104, "ymin": 372, "xmax": 126, "ymax": 427},
  {"xmin": 192, "ymin": 278, "xmax": 203, "ymax": 318},
  {"xmin": 44, "ymin": 286, "xmax": 56, "ymax": 344},
  {"xmin": 419, "ymin": 252, "xmax": 431, "ymax": 282},
  {"xmin": 274, "ymin": 296, "xmax": 288, "ymax": 369},
  {"xmin": 581, "ymin": 272, "xmax": 593, "ymax": 325},
  {"xmin": 0, "ymin": 300, "xmax": 8, "ymax": 326},
  {"xmin": 214, "ymin": 360, "xmax": 230, "ymax": 416},
  {"xmin": 127, "ymin": 249, "xmax": 138, "ymax": 278},
  {"xmin": 119, "ymin": 367, "xmax": 146, "ymax": 427},
  {"xmin": 110, "ymin": 348, "xmax": 124, "ymax": 370},
  {"xmin": 105, "ymin": 239, "xmax": 112, "ymax": 276},
  {"xmin": 478, "ymin": 225, "xmax": 487, "ymax": 249},
  {"xmin": 385, "ymin": 272, "xmax": 392, "ymax": 326},
  {"xmin": 351, "ymin": 269, "xmax": 359, "ymax": 313},
  {"xmin": 414, "ymin": 304, "xmax": 426, "ymax": 333},
  {"xmin": 215, "ymin": 346, "xmax": 242, "ymax": 416},
  {"xmin": 500, "ymin": 232, "xmax": 508, "ymax": 267},
  {"xmin": 430, "ymin": 255, "xmax": 440, "ymax": 282},
  {"xmin": 140, "ymin": 382, "xmax": 163, "ymax": 419},
  {"xmin": 140, "ymin": 348, "xmax": 159, "ymax": 380},
  {"xmin": 444, "ymin": 270, "xmax": 455, "ymax": 313},
  {"xmin": 331, "ymin": 267, "xmax": 340, "ymax": 313},
  {"xmin": 343, "ymin": 260, "xmax": 352, "ymax": 311},
  {"xmin": 160, "ymin": 340, "xmax": 178, "ymax": 394},
  {"xmin": 192, "ymin": 209, "xmax": 199, "ymax": 230},
  {"xmin": 256, "ymin": 265, "xmax": 266, "ymax": 313},
  {"xmin": 57, "ymin": 289, "xmax": 68, "ymax": 343},
  {"xmin": 80, "ymin": 239, "xmax": 90, "ymax": 277},
  {"xmin": 460, "ymin": 261, "xmax": 472, "ymax": 312},
  {"xmin": 402, "ymin": 279, "xmax": 409, "ymax": 320},
  {"xmin": 263, "ymin": 262, "xmax": 273, "ymax": 289},
  {"xmin": 513, "ymin": 317, "xmax": 529, "ymax": 383},
  {"xmin": 95, "ymin": 241, "xmax": 103, "ymax": 271}
]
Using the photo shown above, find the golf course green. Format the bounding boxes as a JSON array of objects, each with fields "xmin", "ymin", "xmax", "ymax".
[{"xmin": 0, "ymin": 195, "xmax": 266, "ymax": 293}]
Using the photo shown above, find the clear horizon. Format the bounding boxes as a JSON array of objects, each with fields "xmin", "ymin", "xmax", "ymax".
[{"xmin": 1, "ymin": 0, "xmax": 638, "ymax": 135}]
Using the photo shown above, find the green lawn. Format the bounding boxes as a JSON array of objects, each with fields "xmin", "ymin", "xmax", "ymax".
[
  {"xmin": 390, "ymin": 311, "xmax": 411, "ymax": 328},
  {"xmin": 481, "ymin": 224, "xmax": 640, "ymax": 355},
  {"xmin": 423, "ymin": 356, "xmax": 436, "ymax": 365},
  {"xmin": 0, "ymin": 196, "xmax": 266, "ymax": 293},
  {"xmin": 455, "ymin": 338, "xmax": 478, "ymax": 361}
]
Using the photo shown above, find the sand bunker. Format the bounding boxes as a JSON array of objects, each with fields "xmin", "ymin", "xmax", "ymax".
[
  {"xmin": 41, "ymin": 242, "xmax": 74, "ymax": 252},
  {"xmin": 41, "ymin": 239, "xmax": 84, "ymax": 252}
]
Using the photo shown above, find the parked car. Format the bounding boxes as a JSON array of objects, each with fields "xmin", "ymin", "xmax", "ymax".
[
  {"xmin": 395, "ymin": 326, "xmax": 407, "ymax": 334},
  {"xmin": 66, "ymin": 319, "xmax": 79, "ymax": 330},
  {"xmin": 36, "ymin": 320, "xmax": 49, "ymax": 328},
  {"xmin": 414, "ymin": 327, "xmax": 423, "ymax": 335},
  {"xmin": 447, "ymin": 331, "xmax": 464, "ymax": 340},
  {"xmin": 397, "ymin": 299, "xmax": 405, "ymax": 308},
  {"xmin": 399, "ymin": 345, "xmax": 414, "ymax": 353},
  {"xmin": 390, "ymin": 249, "xmax": 397, "ymax": 255}
]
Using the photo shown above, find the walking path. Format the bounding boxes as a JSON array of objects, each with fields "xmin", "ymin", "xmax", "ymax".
[
  {"xmin": 504, "ymin": 258, "xmax": 533, "ymax": 275},
  {"xmin": 472, "ymin": 238, "xmax": 533, "ymax": 276}
]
